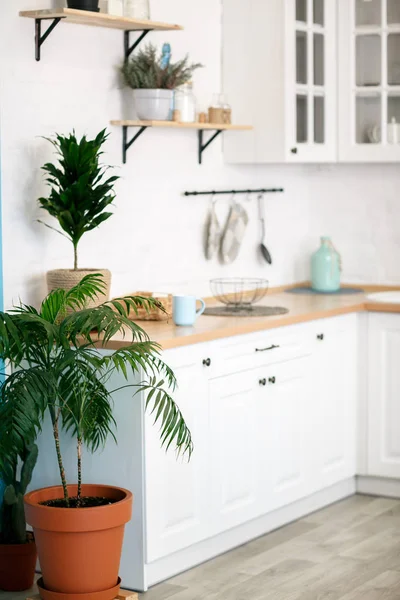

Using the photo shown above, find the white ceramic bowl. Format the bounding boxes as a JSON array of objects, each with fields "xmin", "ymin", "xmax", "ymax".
[{"xmin": 133, "ymin": 89, "xmax": 173, "ymax": 121}]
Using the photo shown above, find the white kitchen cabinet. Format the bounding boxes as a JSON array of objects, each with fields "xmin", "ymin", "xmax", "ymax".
[
  {"xmin": 144, "ymin": 343, "xmax": 211, "ymax": 562},
  {"xmin": 208, "ymin": 369, "xmax": 263, "ymax": 533},
  {"xmin": 136, "ymin": 315, "xmax": 361, "ymax": 589},
  {"xmin": 338, "ymin": 0, "xmax": 400, "ymax": 161},
  {"xmin": 312, "ymin": 316, "xmax": 358, "ymax": 487},
  {"xmin": 367, "ymin": 313, "xmax": 400, "ymax": 478},
  {"xmin": 144, "ymin": 316, "xmax": 359, "ymax": 565},
  {"xmin": 261, "ymin": 357, "xmax": 314, "ymax": 510},
  {"xmin": 222, "ymin": 0, "xmax": 337, "ymax": 163}
]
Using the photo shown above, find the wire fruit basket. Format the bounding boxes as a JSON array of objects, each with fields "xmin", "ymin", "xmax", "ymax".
[{"xmin": 210, "ymin": 278, "xmax": 269, "ymax": 309}]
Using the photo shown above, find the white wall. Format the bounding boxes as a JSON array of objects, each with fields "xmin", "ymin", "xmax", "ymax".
[{"xmin": 1, "ymin": 0, "xmax": 400, "ymax": 309}]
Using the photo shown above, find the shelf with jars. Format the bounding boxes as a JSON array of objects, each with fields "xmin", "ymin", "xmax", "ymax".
[{"xmin": 110, "ymin": 120, "xmax": 253, "ymax": 164}]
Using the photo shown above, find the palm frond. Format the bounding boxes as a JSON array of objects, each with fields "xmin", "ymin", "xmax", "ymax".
[
  {"xmin": 59, "ymin": 360, "xmax": 116, "ymax": 453},
  {"xmin": 137, "ymin": 377, "xmax": 193, "ymax": 457}
]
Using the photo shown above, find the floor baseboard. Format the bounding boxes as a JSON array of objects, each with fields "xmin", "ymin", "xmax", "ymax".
[{"xmin": 357, "ymin": 475, "xmax": 400, "ymax": 498}]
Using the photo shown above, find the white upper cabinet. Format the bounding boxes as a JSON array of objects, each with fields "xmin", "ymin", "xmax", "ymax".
[
  {"xmin": 338, "ymin": 0, "xmax": 400, "ymax": 161},
  {"xmin": 223, "ymin": 0, "xmax": 337, "ymax": 163}
]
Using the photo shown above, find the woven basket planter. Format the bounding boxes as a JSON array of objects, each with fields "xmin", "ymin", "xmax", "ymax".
[{"xmin": 46, "ymin": 269, "xmax": 111, "ymax": 308}]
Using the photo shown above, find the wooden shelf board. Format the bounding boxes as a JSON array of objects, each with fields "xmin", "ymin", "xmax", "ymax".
[
  {"xmin": 110, "ymin": 120, "xmax": 253, "ymax": 131},
  {"xmin": 19, "ymin": 8, "xmax": 183, "ymax": 32}
]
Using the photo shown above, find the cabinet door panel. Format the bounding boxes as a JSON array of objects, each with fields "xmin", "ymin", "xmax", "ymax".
[
  {"xmin": 222, "ymin": 0, "xmax": 336, "ymax": 163},
  {"xmin": 313, "ymin": 317, "xmax": 358, "ymax": 487},
  {"xmin": 286, "ymin": 0, "xmax": 337, "ymax": 162},
  {"xmin": 145, "ymin": 348, "xmax": 209, "ymax": 562},
  {"xmin": 338, "ymin": 0, "xmax": 400, "ymax": 162},
  {"xmin": 368, "ymin": 314, "xmax": 400, "ymax": 478},
  {"xmin": 262, "ymin": 357, "xmax": 313, "ymax": 510},
  {"xmin": 209, "ymin": 371, "xmax": 262, "ymax": 532}
]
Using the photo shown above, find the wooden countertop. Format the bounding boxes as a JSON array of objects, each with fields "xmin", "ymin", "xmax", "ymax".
[{"xmin": 104, "ymin": 286, "xmax": 400, "ymax": 351}]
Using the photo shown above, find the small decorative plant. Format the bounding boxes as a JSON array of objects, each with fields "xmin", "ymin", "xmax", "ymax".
[
  {"xmin": 121, "ymin": 43, "xmax": 202, "ymax": 90},
  {"xmin": 1, "ymin": 444, "xmax": 38, "ymax": 544},
  {"xmin": 0, "ymin": 274, "xmax": 193, "ymax": 508},
  {"xmin": 38, "ymin": 129, "xmax": 118, "ymax": 271}
]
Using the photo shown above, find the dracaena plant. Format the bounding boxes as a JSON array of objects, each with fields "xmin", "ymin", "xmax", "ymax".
[
  {"xmin": 0, "ymin": 274, "xmax": 193, "ymax": 508},
  {"xmin": 38, "ymin": 129, "xmax": 118, "ymax": 270},
  {"xmin": 121, "ymin": 43, "xmax": 203, "ymax": 90}
]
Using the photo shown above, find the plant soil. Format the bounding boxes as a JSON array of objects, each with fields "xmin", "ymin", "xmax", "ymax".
[{"xmin": 40, "ymin": 496, "xmax": 117, "ymax": 508}]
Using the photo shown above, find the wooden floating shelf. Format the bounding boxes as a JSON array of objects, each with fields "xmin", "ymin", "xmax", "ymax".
[
  {"xmin": 110, "ymin": 121, "xmax": 253, "ymax": 164},
  {"xmin": 110, "ymin": 120, "xmax": 252, "ymax": 131},
  {"xmin": 20, "ymin": 9, "xmax": 183, "ymax": 61},
  {"xmin": 19, "ymin": 8, "xmax": 183, "ymax": 32}
]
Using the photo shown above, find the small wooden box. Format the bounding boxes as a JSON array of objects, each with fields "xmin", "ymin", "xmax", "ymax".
[{"xmin": 129, "ymin": 291, "xmax": 172, "ymax": 322}]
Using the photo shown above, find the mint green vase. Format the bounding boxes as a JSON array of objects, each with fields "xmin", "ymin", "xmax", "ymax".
[{"xmin": 311, "ymin": 237, "xmax": 341, "ymax": 292}]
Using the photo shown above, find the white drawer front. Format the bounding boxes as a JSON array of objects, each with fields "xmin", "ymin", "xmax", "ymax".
[{"xmin": 211, "ymin": 323, "xmax": 312, "ymax": 376}]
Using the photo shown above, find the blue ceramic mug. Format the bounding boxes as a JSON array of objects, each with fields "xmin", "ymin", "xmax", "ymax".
[{"xmin": 173, "ymin": 295, "xmax": 206, "ymax": 326}]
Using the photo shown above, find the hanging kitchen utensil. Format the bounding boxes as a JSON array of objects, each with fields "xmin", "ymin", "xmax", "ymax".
[
  {"xmin": 205, "ymin": 194, "xmax": 221, "ymax": 260},
  {"xmin": 258, "ymin": 193, "xmax": 272, "ymax": 265},
  {"xmin": 220, "ymin": 195, "xmax": 249, "ymax": 264}
]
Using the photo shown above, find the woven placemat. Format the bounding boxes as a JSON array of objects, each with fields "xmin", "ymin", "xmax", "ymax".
[
  {"xmin": 286, "ymin": 286, "xmax": 363, "ymax": 295},
  {"xmin": 203, "ymin": 306, "xmax": 289, "ymax": 317}
]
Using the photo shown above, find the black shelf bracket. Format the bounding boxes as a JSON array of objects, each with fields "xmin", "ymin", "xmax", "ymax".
[
  {"xmin": 198, "ymin": 129, "xmax": 223, "ymax": 164},
  {"xmin": 124, "ymin": 30, "xmax": 152, "ymax": 60},
  {"xmin": 122, "ymin": 125, "xmax": 148, "ymax": 164},
  {"xmin": 35, "ymin": 17, "xmax": 63, "ymax": 61}
]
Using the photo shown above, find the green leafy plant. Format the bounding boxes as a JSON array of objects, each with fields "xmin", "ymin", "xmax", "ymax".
[
  {"xmin": 121, "ymin": 43, "xmax": 203, "ymax": 90},
  {"xmin": 38, "ymin": 130, "xmax": 118, "ymax": 270},
  {"xmin": 0, "ymin": 274, "xmax": 193, "ymax": 508},
  {"xmin": 0, "ymin": 443, "xmax": 38, "ymax": 544}
]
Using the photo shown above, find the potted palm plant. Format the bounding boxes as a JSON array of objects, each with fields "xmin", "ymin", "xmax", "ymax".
[
  {"xmin": 121, "ymin": 43, "xmax": 202, "ymax": 121},
  {"xmin": 0, "ymin": 274, "xmax": 192, "ymax": 600},
  {"xmin": 0, "ymin": 443, "xmax": 38, "ymax": 592},
  {"xmin": 38, "ymin": 129, "xmax": 118, "ymax": 306}
]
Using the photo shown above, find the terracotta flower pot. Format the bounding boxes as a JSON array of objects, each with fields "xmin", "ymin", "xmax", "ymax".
[
  {"xmin": 0, "ymin": 533, "xmax": 37, "ymax": 591},
  {"xmin": 24, "ymin": 485, "xmax": 133, "ymax": 600}
]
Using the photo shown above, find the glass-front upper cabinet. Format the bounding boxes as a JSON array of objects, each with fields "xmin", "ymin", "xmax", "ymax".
[
  {"xmin": 287, "ymin": 0, "xmax": 337, "ymax": 161},
  {"xmin": 339, "ymin": 0, "xmax": 400, "ymax": 161},
  {"xmin": 222, "ymin": 0, "xmax": 337, "ymax": 164}
]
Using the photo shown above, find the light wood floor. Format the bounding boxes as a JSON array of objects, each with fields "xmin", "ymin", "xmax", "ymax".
[
  {"xmin": 2, "ymin": 495, "xmax": 400, "ymax": 600},
  {"xmin": 141, "ymin": 494, "xmax": 400, "ymax": 600}
]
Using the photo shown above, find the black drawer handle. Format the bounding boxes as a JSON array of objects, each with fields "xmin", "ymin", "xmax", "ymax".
[
  {"xmin": 255, "ymin": 344, "xmax": 280, "ymax": 352},
  {"xmin": 203, "ymin": 358, "xmax": 211, "ymax": 367},
  {"xmin": 291, "ymin": 147, "xmax": 298, "ymax": 154},
  {"xmin": 317, "ymin": 334, "xmax": 324, "ymax": 341},
  {"xmin": 268, "ymin": 376, "xmax": 276, "ymax": 384},
  {"xmin": 259, "ymin": 378, "xmax": 267, "ymax": 386}
]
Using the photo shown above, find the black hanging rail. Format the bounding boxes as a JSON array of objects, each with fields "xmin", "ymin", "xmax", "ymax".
[{"xmin": 184, "ymin": 188, "xmax": 284, "ymax": 196}]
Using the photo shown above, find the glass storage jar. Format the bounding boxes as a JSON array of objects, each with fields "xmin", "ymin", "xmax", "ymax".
[
  {"xmin": 123, "ymin": 0, "xmax": 150, "ymax": 19},
  {"xmin": 174, "ymin": 83, "xmax": 196, "ymax": 123}
]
